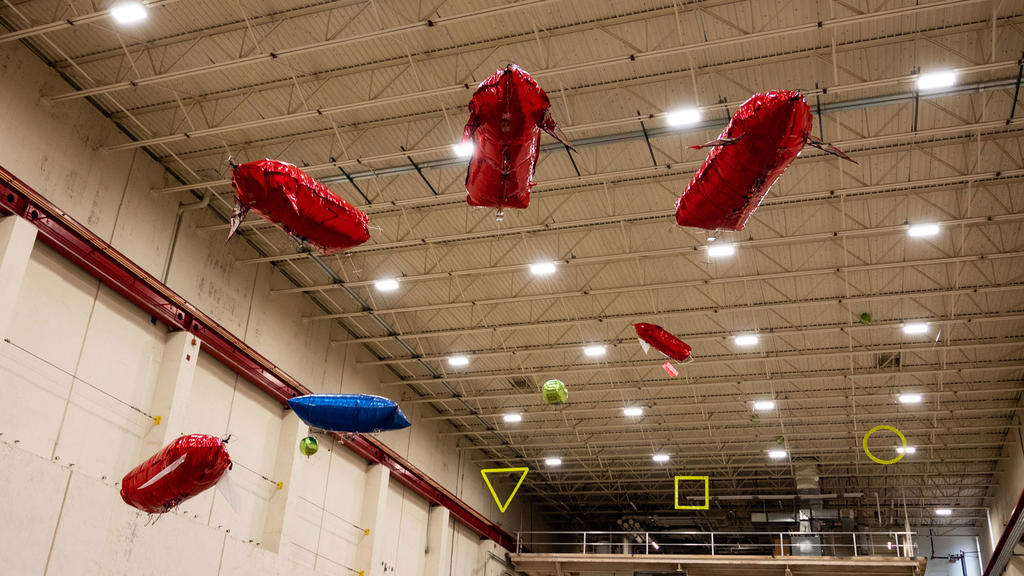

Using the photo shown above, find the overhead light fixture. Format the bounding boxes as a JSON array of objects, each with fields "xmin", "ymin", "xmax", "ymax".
[
  {"xmin": 899, "ymin": 393, "xmax": 923, "ymax": 404},
  {"xmin": 935, "ymin": 508, "xmax": 953, "ymax": 516},
  {"xmin": 502, "ymin": 413, "xmax": 522, "ymax": 423},
  {"xmin": 707, "ymin": 244, "xmax": 736, "ymax": 258},
  {"xmin": 110, "ymin": 1, "xmax": 147, "ymax": 24},
  {"xmin": 374, "ymin": 278, "xmax": 400, "ymax": 292},
  {"xmin": 583, "ymin": 345, "xmax": 607, "ymax": 357},
  {"xmin": 651, "ymin": 540, "xmax": 660, "ymax": 551},
  {"xmin": 652, "ymin": 453, "xmax": 670, "ymax": 463},
  {"xmin": 623, "ymin": 406, "xmax": 644, "ymax": 417},
  {"xmin": 908, "ymin": 223, "xmax": 940, "ymax": 237},
  {"xmin": 768, "ymin": 449, "xmax": 788, "ymax": 459},
  {"xmin": 448, "ymin": 355, "xmax": 470, "ymax": 367},
  {"xmin": 902, "ymin": 322, "xmax": 929, "ymax": 335},
  {"xmin": 666, "ymin": 107, "xmax": 701, "ymax": 127},
  {"xmin": 452, "ymin": 141, "xmax": 474, "ymax": 158},
  {"xmin": 529, "ymin": 261, "xmax": 557, "ymax": 276},
  {"xmin": 753, "ymin": 400, "xmax": 775, "ymax": 411},
  {"xmin": 896, "ymin": 446, "xmax": 916, "ymax": 454},
  {"xmin": 734, "ymin": 334, "xmax": 759, "ymax": 347},
  {"xmin": 545, "ymin": 457, "xmax": 562, "ymax": 466},
  {"xmin": 917, "ymin": 71, "xmax": 957, "ymax": 91}
]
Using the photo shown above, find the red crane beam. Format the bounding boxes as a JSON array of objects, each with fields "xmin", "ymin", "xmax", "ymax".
[{"xmin": 0, "ymin": 165, "xmax": 516, "ymax": 551}]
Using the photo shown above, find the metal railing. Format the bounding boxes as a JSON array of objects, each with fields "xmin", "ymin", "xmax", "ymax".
[{"xmin": 515, "ymin": 530, "xmax": 918, "ymax": 558}]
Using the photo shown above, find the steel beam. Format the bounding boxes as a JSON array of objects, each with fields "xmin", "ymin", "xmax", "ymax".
[{"xmin": 0, "ymin": 164, "xmax": 516, "ymax": 551}]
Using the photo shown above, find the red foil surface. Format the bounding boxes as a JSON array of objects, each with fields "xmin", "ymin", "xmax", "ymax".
[
  {"xmin": 462, "ymin": 65, "xmax": 562, "ymax": 211},
  {"xmin": 635, "ymin": 322, "xmax": 693, "ymax": 362},
  {"xmin": 676, "ymin": 91, "xmax": 813, "ymax": 231},
  {"xmin": 120, "ymin": 434, "xmax": 232, "ymax": 514},
  {"xmin": 232, "ymin": 159, "xmax": 370, "ymax": 253}
]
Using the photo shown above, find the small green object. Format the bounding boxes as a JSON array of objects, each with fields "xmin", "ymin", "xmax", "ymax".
[
  {"xmin": 299, "ymin": 435, "xmax": 319, "ymax": 457},
  {"xmin": 860, "ymin": 312, "xmax": 873, "ymax": 325},
  {"xmin": 542, "ymin": 379, "xmax": 568, "ymax": 404},
  {"xmin": 776, "ymin": 435, "xmax": 785, "ymax": 445}
]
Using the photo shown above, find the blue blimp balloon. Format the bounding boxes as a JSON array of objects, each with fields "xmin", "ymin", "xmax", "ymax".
[{"xmin": 287, "ymin": 394, "xmax": 411, "ymax": 434}]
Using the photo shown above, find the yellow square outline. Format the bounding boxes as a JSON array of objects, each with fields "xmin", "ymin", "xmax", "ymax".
[{"xmin": 674, "ymin": 476, "xmax": 710, "ymax": 510}]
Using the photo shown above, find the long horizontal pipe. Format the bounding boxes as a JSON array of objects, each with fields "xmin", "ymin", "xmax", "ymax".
[
  {"xmin": 0, "ymin": 0, "xmax": 180, "ymax": 44},
  {"xmin": 99, "ymin": 5, "xmax": 1005, "ymax": 151},
  {"xmin": 437, "ymin": 383, "xmax": 1024, "ymax": 436},
  {"xmin": 153, "ymin": 68, "xmax": 1019, "ymax": 197},
  {"xmin": 333, "ymin": 259, "xmax": 1024, "ymax": 344},
  {"xmin": 402, "ymin": 360, "xmax": 1024, "ymax": 405},
  {"xmin": 309, "ymin": 216, "xmax": 1024, "ymax": 319},
  {"xmin": 0, "ymin": 164, "xmax": 517, "ymax": 550},
  {"xmin": 279, "ymin": 202, "xmax": 1024, "ymax": 296},
  {"xmin": 421, "ymin": 379, "xmax": 1024, "ymax": 422},
  {"xmin": 362, "ymin": 305, "xmax": 1023, "ymax": 368},
  {"xmin": 236, "ymin": 126, "xmax": 1024, "ymax": 265}
]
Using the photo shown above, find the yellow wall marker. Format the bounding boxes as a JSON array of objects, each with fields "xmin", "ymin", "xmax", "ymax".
[
  {"xmin": 674, "ymin": 476, "xmax": 710, "ymax": 510},
  {"xmin": 480, "ymin": 467, "xmax": 529, "ymax": 513}
]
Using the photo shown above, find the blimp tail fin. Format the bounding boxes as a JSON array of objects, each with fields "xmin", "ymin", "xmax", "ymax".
[
  {"xmin": 227, "ymin": 199, "xmax": 250, "ymax": 240},
  {"xmin": 806, "ymin": 134, "xmax": 858, "ymax": 164},
  {"xmin": 690, "ymin": 134, "xmax": 744, "ymax": 150},
  {"xmin": 541, "ymin": 109, "xmax": 576, "ymax": 152}
]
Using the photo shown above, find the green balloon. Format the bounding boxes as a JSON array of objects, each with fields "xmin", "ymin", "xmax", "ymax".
[{"xmin": 299, "ymin": 436, "xmax": 319, "ymax": 457}]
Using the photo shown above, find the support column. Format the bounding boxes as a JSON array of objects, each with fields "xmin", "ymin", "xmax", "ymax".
[
  {"xmin": 356, "ymin": 464, "xmax": 391, "ymax": 576},
  {"xmin": 424, "ymin": 505, "xmax": 450, "ymax": 576},
  {"xmin": 0, "ymin": 215, "xmax": 37, "ymax": 339},
  {"xmin": 261, "ymin": 410, "xmax": 308, "ymax": 553},
  {"xmin": 142, "ymin": 331, "xmax": 200, "ymax": 456}
]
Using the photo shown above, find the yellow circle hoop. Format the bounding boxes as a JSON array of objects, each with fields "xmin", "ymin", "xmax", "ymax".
[{"xmin": 862, "ymin": 425, "xmax": 907, "ymax": 465}]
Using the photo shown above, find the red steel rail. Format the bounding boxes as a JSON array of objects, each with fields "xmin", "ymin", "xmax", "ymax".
[
  {"xmin": 984, "ymin": 485, "xmax": 1024, "ymax": 576},
  {"xmin": 0, "ymin": 165, "xmax": 515, "ymax": 551}
]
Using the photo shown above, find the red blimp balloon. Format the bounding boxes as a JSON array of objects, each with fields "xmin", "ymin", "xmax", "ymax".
[
  {"xmin": 634, "ymin": 322, "xmax": 692, "ymax": 363},
  {"xmin": 120, "ymin": 434, "xmax": 232, "ymax": 514},
  {"xmin": 461, "ymin": 64, "xmax": 574, "ymax": 219},
  {"xmin": 675, "ymin": 91, "xmax": 854, "ymax": 231},
  {"xmin": 230, "ymin": 158, "xmax": 370, "ymax": 254}
]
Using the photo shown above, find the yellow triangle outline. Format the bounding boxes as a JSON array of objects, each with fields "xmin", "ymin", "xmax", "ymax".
[{"xmin": 480, "ymin": 467, "xmax": 529, "ymax": 513}]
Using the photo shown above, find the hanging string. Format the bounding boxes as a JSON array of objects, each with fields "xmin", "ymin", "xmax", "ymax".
[
  {"xmin": 288, "ymin": 541, "xmax": 362, "ymax": 575},
  {"xmin": 230, "ymin": 460, "xmax": 282, "ymax": 489},
  {"xmin": 299, "ymin": 495, "xmax": 367, "ymax": 533},
  {"xmin": 3, "ymin": 338, "xmax": 158, "ymax": 423}
]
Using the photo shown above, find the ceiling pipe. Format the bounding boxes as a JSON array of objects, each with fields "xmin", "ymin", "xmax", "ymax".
[
  {"xmin": 0, "ymin": 164, "xmax": 518, "ymax": 551},
  {"xmin": 152, "ymin": 74, "xmax": 1021, "ymax": 199},
  {"xmin": 93, "ymin": 0, "xmax": 997, "ymax": 149}
]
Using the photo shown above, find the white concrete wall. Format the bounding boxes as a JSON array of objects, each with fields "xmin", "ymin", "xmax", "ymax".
[
  {"xmin": 0, "ymin": 38, "xmax": 536, "ymax": 576},
  {"xmin": 916, "ymin": 530, "xmax": 984, "ymax": 576}
]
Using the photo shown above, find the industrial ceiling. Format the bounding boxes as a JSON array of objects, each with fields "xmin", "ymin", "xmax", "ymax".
[{"xmin": 2, "ymin": 0, "xmax": 1023, "ymax": 531}]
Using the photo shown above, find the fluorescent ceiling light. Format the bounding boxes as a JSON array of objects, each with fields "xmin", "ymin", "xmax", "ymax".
[
  {"xmin": 529, "ymin": 261, "xmax": 557, "ymax": 276},
  {"xmin": 896, "ymin": 446, "xmax": 916, "ymax": 454},
  {"xmin": 768, "ymin": 449, "xmax": 788, "ymax": 459},
  {"xmin": 903, "ymin": 322, "xmax": 929, "ymax": 335},
  {"xmin": 652, "ymin": 453, "xmax": 670, "ymax": 463},
  {"xmin": 452, "ymin": 141, "xmax": 474, "ymax": 158},
  {"xmin": 448, "ymin": 355, "xmax": 469, "ymax": 367},
  {"xmin": 917, "ymin": 71, "xmax": 956, "ymax": 91},
  {"xmin": 707, "ymin": 244, "xmax": 736, "ymax": 258},
  {"xmin": 374, "ymin": 278, "xmax": 400, "ymax": 292},
  {"xmin": 734, "ymin": 334, "xmax": 759, "ymax": 347},
  {"xmin": 583, "ymin": 345, "xmax": 606, "ymax": 357},
  {"xmin": 935, "ymin": 508, "xmax": 953, "ymax": 516},
  {"xmin": 623, "ymin": 406, "xmax": 644, "ymax": 417},
  {"xmin": 544, "ymin": 457, "xmax": 562, "ymax": 466},
  {"xmin": 651, "ymin": 540, "xmax": 660, "ymax": 550},
  {"xmin": 908, "ymin": 223, "xmax": 940, "ymax": 237},
  {"xmin": 899, "ymin": 393, "xmax": 923, "ymax": 404},
  {"xmin": 110, "ymin": 1, "xmax": 147, "ymax": 24},
  {"xmin": 753, "ymin": 400, "xmax": 775, "ymax": 411},
  {"xmin": 666, "ymin": 107, "xmax": 701, "ymax": 127},
  {"xmin": 502, "ymin": 413, "xmax": 522, "ymax": 423}
]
